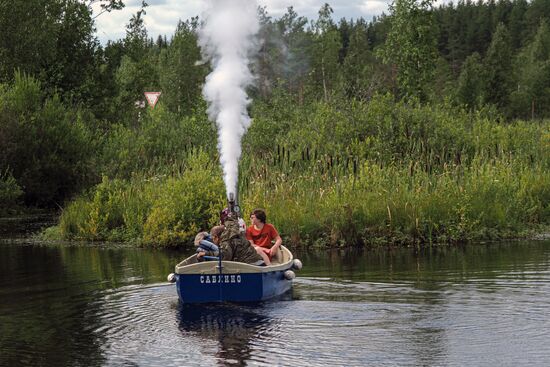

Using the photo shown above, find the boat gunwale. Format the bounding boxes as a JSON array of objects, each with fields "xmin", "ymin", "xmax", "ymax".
[{"xmin": 175, "ymin": 245, "xmax": 294, "ymax": 274}]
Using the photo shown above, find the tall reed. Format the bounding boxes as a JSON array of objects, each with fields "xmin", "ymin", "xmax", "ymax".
[{"xmin": 50, "ymin": 96, "xmax": 550, "ymax": 247}]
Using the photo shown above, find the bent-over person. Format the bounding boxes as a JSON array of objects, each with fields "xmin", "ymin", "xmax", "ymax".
[{"xmin": 197, "ymin": 216, "xmax": 267, "ymax": 266}]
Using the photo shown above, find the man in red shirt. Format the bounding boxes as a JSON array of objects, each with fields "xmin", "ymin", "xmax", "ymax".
[{"xmin": 246, "ymin": 209, "xmax": 282, "ymax": 266}]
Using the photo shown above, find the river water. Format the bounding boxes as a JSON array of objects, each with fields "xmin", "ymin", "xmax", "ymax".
[{"xmin": 1, "ymin": 216, "xmax": 549, "ymax": 366}]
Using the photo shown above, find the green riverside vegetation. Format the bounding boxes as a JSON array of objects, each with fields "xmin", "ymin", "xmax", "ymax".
[
  {"xmin": 43, "ymin": 94, "xmax": 550, "ymax": 247},
  {"xmin": 2, "ymin": 1, "xmax": 550, "ymax": 247}
]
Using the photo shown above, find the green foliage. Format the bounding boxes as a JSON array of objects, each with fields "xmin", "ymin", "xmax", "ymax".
[
  {"xmin": 158, "ymin": 18, "xmax": 205, "ymax": 114},
  {"xmin": 310, "ymin": 4, "xmax": 342, "ymax": 102},
  {"xmin": 0, "ymin": 72, "xmax": 96, "ymax": 206},
  {"xmin": 0, "ymin": 170, "xmax": 23, "ymax": 211},
  {"xmin": 456, "ymin": 52, "xmax": 484, "ymax": 110},
  {"xmin": 4, "ymin": 0, "xmax": 550, "ymax": 123},
  {"xmin": 56, "ymin": 151, "xmax": 225, "ymax": 245},
  {"xmin": 123, "ymin": 2, "xmax": 150, "ymax": 61},
  {"xmin": 378, "ymin": 0, "xmax": 438, "ymax": 101},
  {"xmin": 0, "ymin": 0, "xmax": 102, "ymax": 105},
  {"xmin": 340, "ymin": 19, "xmax": 381, "ymax": 100},
  {"xmin": 49, "ymin": 93, "xmax": 550, "ymax": 247},
  {"xmin": 484, "ymin": 22, "xmax": 514, "ymax": 109},
  {"xmin": 240, "ymin": 155, "xmax": 550, "ymax": 247},
  {"xmin": 99, "ymin": 104, "xmax": 216, "ymax": 179},
  {"xmin": 510, "ymin": 19, "xmax": 550, "ymax": 119},
  {"xmin": 241, "ymin": 95, "xmax": 550, "ymax": 245},
  {"xmin": 2, "ymin": 1, "xmax": 549, "ymax": 248},
  {"xmin": 271, "ymin": 7, "xmax": 311, "ymax": 99},
  {"xmin": 239, "ymin": 104, "xmax": 550, "ymax": 247},
  {"xmin": 143, "ymin": 154, "xmax": 225, "ymax": 246}
]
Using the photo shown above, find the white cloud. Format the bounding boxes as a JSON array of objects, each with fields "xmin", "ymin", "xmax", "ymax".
[
  {"xmin": 359, "ymin": 0, "xmax": 390, "ymax": 15},
  {"xmin": 93, "ymin": 0, "xmax": 451, "ymax": 44},
  {"xmin": 260, "ymin": 0, "xmax": 319, "ymax": 16},
  {"xmin": 93, "ymin": 0, "xmax": 205, "ymax": 43}
]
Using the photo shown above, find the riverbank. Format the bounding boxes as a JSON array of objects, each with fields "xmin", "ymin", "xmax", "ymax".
[
  {"xmin": 34, "ymin": 99, "xmax": 549, "ymax": 248},
  {"xmin": 41, "ymin": 156, "xmax": 549, "ymax": 249},
  {"xmin": 1, "ymin": 210, "xmax": 549, "ymax": 251}
]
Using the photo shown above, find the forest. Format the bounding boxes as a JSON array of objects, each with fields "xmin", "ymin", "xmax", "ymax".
[{"xmin": 0, "ymin": 0, "xmax": 549, "ymax": 247}]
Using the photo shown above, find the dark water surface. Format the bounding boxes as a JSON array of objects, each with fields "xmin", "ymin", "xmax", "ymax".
[{"xmin": 1, "ymin": 217, "xmax": 550, "ymax": 366}]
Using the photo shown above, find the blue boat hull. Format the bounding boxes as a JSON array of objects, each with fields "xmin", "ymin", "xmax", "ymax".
[{"xmin": 175, "ymin": 270, "xmax": 292, "ymax": 303}]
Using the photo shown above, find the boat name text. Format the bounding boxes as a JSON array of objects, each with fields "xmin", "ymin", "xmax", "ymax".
[{"xmin": 200, "ymin": 275, "xmax": 242, "ymax": 284}]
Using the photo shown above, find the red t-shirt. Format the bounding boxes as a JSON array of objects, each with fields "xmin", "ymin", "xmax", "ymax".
[{"xmin": 246, "ymin": 223, "xmax": 279, "ymax": 248}]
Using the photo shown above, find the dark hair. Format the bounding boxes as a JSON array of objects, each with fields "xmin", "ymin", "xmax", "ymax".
[
  {"xmin": 251, "ymin": 209, "xmax": 266, "ymax": 224},
  {"xmin": 210, "ymin": 225, "xmax": 225, "ymax": 238},
  {"xmin": 220, "ymin": 208, "xmax": 230, "ymax": 224}
]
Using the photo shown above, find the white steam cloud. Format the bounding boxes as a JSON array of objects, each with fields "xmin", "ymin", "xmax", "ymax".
[{"xmin": 199, "ymin": 0, "xmax": 260, "ymax": 200}]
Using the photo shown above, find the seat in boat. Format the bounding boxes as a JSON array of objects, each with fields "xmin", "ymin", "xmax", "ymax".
[{"xmin": 269, "ymin": 247, "xmax": 285, "ymax": 265}]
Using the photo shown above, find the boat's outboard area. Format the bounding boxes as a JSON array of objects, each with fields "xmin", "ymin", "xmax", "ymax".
[
  {"xmin": 166, "ymin": 245, "xmax": 302, "ymax": 302},
  {"xmin": 171, "ymin": 245, "xmax": 299, "ymax": 275}
]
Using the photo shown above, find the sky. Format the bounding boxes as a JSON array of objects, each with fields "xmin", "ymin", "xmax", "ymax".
[{"xmin": 92, "ymin": 0, "xmax": 396, "ymax": 44}]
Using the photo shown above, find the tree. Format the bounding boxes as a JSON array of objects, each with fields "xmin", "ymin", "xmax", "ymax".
[
  {"xmin": 510, "ymin": 19, "xmax": 550, "ymax": 118},
  {"xmin": 159, "ymin": 18, "xmax": 205, "ymax": 114},
  {"xmin": 508, "ymin": 0, "xmax": 528, "ymax": 49},
  {"xmin": 0, "ymin": 0, "xmax": 56, "ymax": 83},
  {"xmin": 114, "ymin": 1, "xmax": 158, "ymax": 124},
  {"xmin": 253, "ymin": 7, "xmax": 281, "ymax": 99},
  {"xmin": 0, "ymin": 0, "xmax": 103, "ymax": 104},
  {"xmin": 275, "ymin": 7, "xmax": 311, "ymax": 103},
  {"xmin": 456, "ymin": 52, "xmax": 484, "ymax": 109},
  {"xmin": 483, "ymin": 22, "xmax": 513, "ymax": 109},
  {"xmin": 341, "ymin": 19, "xmax": 380, "ymax": 100},
  {"xmin": 84, "ymin": 0, "xmax": 124, "ymax": 19},
  {"xmin": 123, "ymin": 1, "xmax": 149, "ymax": 61},
  {"xmin": 378, "ymin": 0, "xmax": 438, "ymax": 102},
  {"xmin": 524, "ymin": 0, "xmax": 550, "ymax": 40},
  {"xmin": 0, "ymin": 73, "xmax": 95, "ymax": 205},
  {"xmin": 310, "ymin": 4, "xmax": 342, "ymax": 102}
]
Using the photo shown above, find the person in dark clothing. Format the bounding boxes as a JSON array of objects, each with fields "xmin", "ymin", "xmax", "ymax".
[{"xmin": 197, "ymin": 215, "xmax": 266, "ymax": 266}]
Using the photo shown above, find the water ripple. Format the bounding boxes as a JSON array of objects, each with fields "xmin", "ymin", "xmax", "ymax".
[{"xmin": 2, "ymin": 239, "xmax": 550, "ymax": 366}]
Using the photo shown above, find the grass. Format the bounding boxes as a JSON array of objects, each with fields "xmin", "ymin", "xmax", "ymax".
[{"xmin": 47, "ymin": 98, "xmax": 550, "ymax": 248}]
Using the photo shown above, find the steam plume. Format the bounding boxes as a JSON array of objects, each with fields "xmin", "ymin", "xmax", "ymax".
[{"xmin": 199, "ymin": 0, "xmax": 259, "ymax": 200}]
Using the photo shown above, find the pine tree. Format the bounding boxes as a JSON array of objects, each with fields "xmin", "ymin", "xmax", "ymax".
[
  {"xmin": 341, "ymin": 19, "xmax": 378, "ymax": 100},
  {"xmin": 456, "ymin": 52, "xmax": 484, "ymax": 109},
  {"xmin": 275, "ymin": 7, "xmax": 311, "ymax": 103},
  {"xmin": 510, "ymin": 19, "xmax": 550, "ymax": 118},
  {"xmin": 159, "ymin": 18, "xmax": 204, "ymax": 114},
  {"xmin": 483, "ymin": 22, "xmax": 513, "ymax": 109}
]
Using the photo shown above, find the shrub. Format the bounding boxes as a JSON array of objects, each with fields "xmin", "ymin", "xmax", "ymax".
[
  {"xmin": 0, "ymin": 72, "xmax": 95, "ymax": 206},
  {"xmin": 56, "ymin": 150, "xmax": 225, "ymax": 246},
  {"xmin": 0, "ymin": 170, "xmax": 23, "ymax": 211}
]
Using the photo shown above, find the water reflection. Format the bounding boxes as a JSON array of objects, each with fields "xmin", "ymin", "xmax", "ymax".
[
  {"xmin": 2, "ymin": 216, "xmax": 550, "ymax": 366},
  {"xmin": 177, "ymin": 303, "xmax": 275, "ymax": 366},
  {"xmin": 0, "ymin": 244, "xmax": 107, "ymax": 367}
]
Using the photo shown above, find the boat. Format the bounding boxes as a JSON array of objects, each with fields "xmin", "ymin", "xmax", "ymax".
[{"xmin": 168, "ymin": 245, "xmax": 302, "ymax": 303}]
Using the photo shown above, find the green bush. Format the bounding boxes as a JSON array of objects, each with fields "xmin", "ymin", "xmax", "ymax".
[
  {"xmin": 49, "ymin": 95, "xmax": 550, "ymax": 248},
  {"xmin": 56, "ymin": 150, "xmax": 225, "ymax": 246},
  {"xmin": 99, "ymin": 104, "xmax": 217, "ymax": 179},
  {"xmin": 0, "ymin": 170, "xmax": 23, "ymax": 211},
  {"xmin": 0, "ymin": 72, "xmax": 96, "ymax": 206}
]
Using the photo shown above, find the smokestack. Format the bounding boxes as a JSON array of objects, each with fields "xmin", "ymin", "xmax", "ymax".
[{"xmin": 228, "ymin": 192, "xmax": 236, "ymax": 215}]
